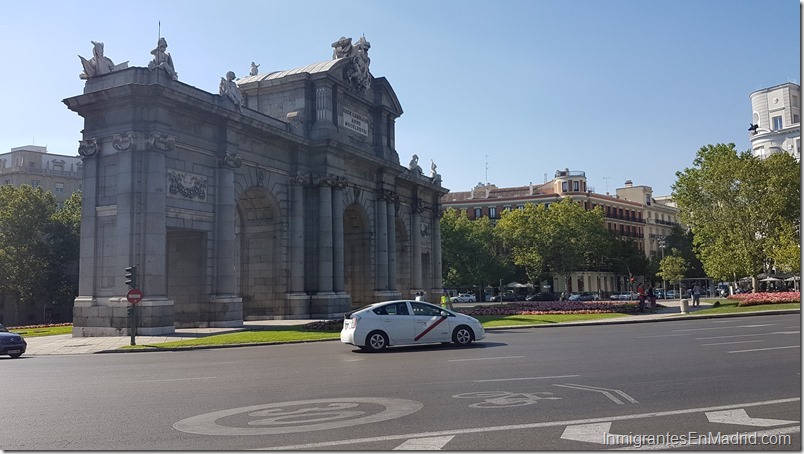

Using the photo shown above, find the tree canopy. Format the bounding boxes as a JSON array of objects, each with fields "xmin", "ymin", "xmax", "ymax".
[
  {"xmin": 494, "ymin": 198, "xmax": 611, "ymax": 286},
  {"xmin": 672, "ymin": 144, "xmax": 800, "ymax": 281}
]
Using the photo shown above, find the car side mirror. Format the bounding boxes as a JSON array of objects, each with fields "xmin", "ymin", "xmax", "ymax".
[{"xmin": 440, "ymin": 310, "xmax": 449, "ymax": 317}]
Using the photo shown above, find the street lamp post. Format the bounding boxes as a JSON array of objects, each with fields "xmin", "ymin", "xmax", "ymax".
[{"xmin": 657, "ymin": 236, "xmax": 666, "ymax": 299}]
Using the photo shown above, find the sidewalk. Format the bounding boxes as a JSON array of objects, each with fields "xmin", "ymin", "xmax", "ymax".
[{"xmin": 20, "ymin": 300, "xmax": 797, "ymax": 356}]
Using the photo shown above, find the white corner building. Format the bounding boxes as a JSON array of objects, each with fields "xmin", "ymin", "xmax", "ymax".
[{"xmin": 749, "ymin": 82, "xmax": 801, "ymax": 160}]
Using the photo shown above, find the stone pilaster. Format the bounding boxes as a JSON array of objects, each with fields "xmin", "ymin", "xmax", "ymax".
[
  {"xmin": 286, "ymin": 173, "xmax": 310, "ymax": 316},
  {"xmin": 387, "ymin": 197, "xmax": 397, "ymax": 291},
  {"xmin": 411, "ymin": 198, "xmax": 424, "ymax": 293},
  {"xmin": 317, "ymin": 179, "xmax": 334, "ymax": 293},
  {"xmin": 375, "ymin": 192, "xmax": 389, "ymax": 291},
  {"xmin": 332, "ymin": 178, "xmax": 347, "ymax": 293}
]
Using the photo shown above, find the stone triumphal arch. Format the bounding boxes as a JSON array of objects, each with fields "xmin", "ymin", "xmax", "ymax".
[{"xmin": 65, "ymin": 36, "xmax": 446, "ymax": 336}]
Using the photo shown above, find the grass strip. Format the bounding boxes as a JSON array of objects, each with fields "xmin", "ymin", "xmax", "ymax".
[{"xmin": 9, "ymin": 325, "xmax": 73, "ymax": 337}]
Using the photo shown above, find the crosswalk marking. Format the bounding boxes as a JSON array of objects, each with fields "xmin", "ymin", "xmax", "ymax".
[{"xmin": 393, "ymin": 436, "xmax": 454, "ymax": 450}]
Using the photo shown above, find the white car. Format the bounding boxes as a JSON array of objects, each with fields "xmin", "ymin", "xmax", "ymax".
[
  {"xmin": 340, "ymin": 300, "xmax": 485, "ymax": 352},
  {"xmin": 450, "ymin": 293, "xmax": 476, "ymax": 303}
]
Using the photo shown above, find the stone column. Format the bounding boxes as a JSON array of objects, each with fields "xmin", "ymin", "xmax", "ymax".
[
  {"xmin": 386, "ymin": 196, "xmax": 397, "ymax": 292},
  {"xmin": 289, "ymin": 175, "xmax": 306, "ymax": 293},
  {"xmin": 286, "ymin": 173, "xmax": 310, "ymax": 317},
  {"xmin": 332, "ymin": 178, "xmax": 347, "ymax": 293},
  {"xmin": 210, "ymin": 149, "xmax": 243, "ymax": 328},
  {"xmin": 411, "ymin": 199, "xmax": 423, "ymax": 292},
  {"xmin": 375, "ymin": 192, "xmax": 389, "ymax": 291},
  {"xmin": 318, "ymin": 180, "xmax": 334, "ymax": 293},
  {"xmin": 432, "ymin": 205, "xmax": 444, "ymax": 294}
]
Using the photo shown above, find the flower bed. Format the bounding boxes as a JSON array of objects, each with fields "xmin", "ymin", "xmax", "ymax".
[
  {"xmin": 459, "ymin": 301, "xmax": 639, "ymax": 316},
  {"xmin": 726, "ymin": 291, "xmax": 801, "ymax": 307}
]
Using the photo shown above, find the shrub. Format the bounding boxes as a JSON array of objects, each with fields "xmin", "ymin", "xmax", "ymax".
[{"xmin": 303, "ymin": 319, "xmax": 342, "ymax": 331}]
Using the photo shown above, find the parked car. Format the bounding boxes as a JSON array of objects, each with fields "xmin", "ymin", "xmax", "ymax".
[
  {"xmin": 0, "ymin": 323, "xmax": 27, "ymax": 358},
  {"xmin": 490, "ymin": 293, "xmax": 520, "ymax": 302},
  {"xmin": 526, "ymin": 292, "xmax": 555, "ymax": 301},
  {"xmin": 665, "ymin": 290, "xmax": 679, "ymax": 298},
  {"xmin": 340, "ymin": 300, "xmax": 485, "ymax": 352},
  {"xmin": 568, "ymin": 292, "xmax": 600, "ymax": 301},
  {"xmin": 450, "ymin": 293, "xmax": 476, "ymax": 303},
  {"xmin": 610, "ymin": 292, "xmax": 636, "ymax": 301}
]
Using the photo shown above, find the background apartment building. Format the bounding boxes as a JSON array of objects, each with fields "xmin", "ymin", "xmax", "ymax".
[
  {"xmin": 440, "ymin": 169, "xmax": 681, "ymax": 294},
  {"xmin": 0, "ymin": 145, "xmax": 83, "ymax": 205},
  {"xmin": 749, "ymin": 82, "xmax": 801, "ymax": 161}
]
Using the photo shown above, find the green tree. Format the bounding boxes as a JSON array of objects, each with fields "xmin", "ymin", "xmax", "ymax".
[
  {"xmin": 495, "ymin": 198, "xmax": 611, "ymax": 289},
  {"xmin": 47, "ymin": 191, "xmax": 82, "ymax": 311},
  {"xmin": 440, "ymin": 208, "xmax": 509, "ymax": 296},
  {"xmin": 672, "ymin": 143, "xmax": 800, "ymax": 282},
  {"xmin": 659, "ymin": 248, "xmax": 688, "ymax": 293},
  {"xmin": 0, "ymin": 185, "xmax": 58, "ymax": 313}
]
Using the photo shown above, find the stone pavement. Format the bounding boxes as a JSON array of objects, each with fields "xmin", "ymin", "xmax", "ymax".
[{"xmin": 20, "ymin": 299, "xmax": 797, "ymax": 356}]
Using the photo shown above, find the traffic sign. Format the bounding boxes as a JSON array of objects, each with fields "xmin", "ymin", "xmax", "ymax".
[{"xmin": 127, "ymin": 288, "xmax": 143, "ymax": 304}]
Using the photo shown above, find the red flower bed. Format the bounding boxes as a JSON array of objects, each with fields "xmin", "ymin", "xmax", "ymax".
[
  {"xmin": 460, "ymin": 301, "xmax": 639, "ymax": 316},
  {"xmin": 726, "ymin": 291, "xmax": 800, "ymax": 307}
]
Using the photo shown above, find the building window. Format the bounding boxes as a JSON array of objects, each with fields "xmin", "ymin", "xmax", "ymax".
[
  {"xmin": 489, "ymin": 207, "xmax": 497, "ymax": 218},
  {"xmin": 517, "ymin": 204, "xmax": 524, "ymax": 210},
  {"xmin": 503, "ymin": 205, "xmax": 511, "ymax": 212},
  {"xmin": 29, "ymin": 161, "xmax": 35, "ymax": 168},
  {"xmin": 31, "ymin": 180, "xmax": 40, "ymax": 188},
  {"xmin": 561, "ymin": 181, "xmax": 567, "ymax": 192},
  {"xmin": 794, "ymin": 114, "xmax": 800, "ymax": 124},
  {"xmin": 573, "ymin": 181, "xmax": 579, "ymax": 191},
  {"xmin": 772, "ymin": 116, "xmax": 783, "ymax": 130},
  {"xmin": 3, "ymin": 180, "xmax": 9, "ymax": 185},
  {"xmin": 473, "ymin": 207, "xmax": 482, "ymax": 219},
  {"xmin": 55, "ymin": 182, "xmax": 64, "ymax": 193}
]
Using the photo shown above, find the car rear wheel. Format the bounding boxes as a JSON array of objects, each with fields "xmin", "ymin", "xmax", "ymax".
[
  {"xmin": 452, "ymin": 326, "xmax": 474, "ymax": 346},
  {"xmin": 363, "ymin": 330, "xmax": 389, "ymax": 352},
  {"xmin": 9, "ymin": 353, "xmax": 22, "ymax": 358}
]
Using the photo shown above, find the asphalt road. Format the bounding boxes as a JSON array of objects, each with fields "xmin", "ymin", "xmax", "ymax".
[{"xmin": 2, "ymin": 313, "xmax": 800, "ymax": 450}]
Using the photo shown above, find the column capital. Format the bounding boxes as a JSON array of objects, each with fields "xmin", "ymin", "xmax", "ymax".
[
  {"xmin": 78, "ymin": 137, "xmax": 98, "ymax": 157},
  {"xmin": 378, "ymin": 189, "xmax": 399, "ymax": 203},
  {"xmin": 218, "ymin": 150, "xmax": 242, "ymax": 168}
]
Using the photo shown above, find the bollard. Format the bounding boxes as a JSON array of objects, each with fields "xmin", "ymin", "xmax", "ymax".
[{"xmin": 679, "ymin": 298, "xmax": 689, "ymax": 314}]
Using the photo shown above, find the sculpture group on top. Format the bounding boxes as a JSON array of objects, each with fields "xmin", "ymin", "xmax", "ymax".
[
  {"xmin": 331, "ymin": 35, "xmax": 372, "ymax": 93},
  {"xmin": 148, "ymin": 37, "xmax": 178, "ymax": 80},
  {"xmin": 78, "ymin": 41, "xmax": 128, "ymax": 79}
]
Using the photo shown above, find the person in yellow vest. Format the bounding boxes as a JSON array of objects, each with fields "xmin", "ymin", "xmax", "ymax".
[{"xmin": 440, "ymin": 293, "xmax": 448, "ymax": 308}]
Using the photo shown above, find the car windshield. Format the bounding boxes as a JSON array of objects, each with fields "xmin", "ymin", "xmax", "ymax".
[{"xmin": 0, "ymin": 324, "xmax": 8, "ymax": 332}]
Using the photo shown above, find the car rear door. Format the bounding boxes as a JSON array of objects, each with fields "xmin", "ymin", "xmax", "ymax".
[
  {"xmin": 411, "ymin": 302, "xmax": 451, "ymax": 343},
  {"xmin": 376, "ymin": 302, "xmax": 414, "ymax": 344}
]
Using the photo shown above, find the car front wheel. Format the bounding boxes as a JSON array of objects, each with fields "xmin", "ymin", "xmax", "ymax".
[
  {"xmin": 9, "ymin": 352, "xmax": 22, "ymax": 358},
  {"xmin": 452, "ymin": 326, "xmax": 474, "ymax": 346},
  {"xmin": 363, "ymin": 330, "xmax": 389, "ymax": 352}
]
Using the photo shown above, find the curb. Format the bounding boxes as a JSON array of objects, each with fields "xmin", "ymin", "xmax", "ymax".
[{"xmin": 94, "ymin": 309, "xmax": 799, "ymax": 354}]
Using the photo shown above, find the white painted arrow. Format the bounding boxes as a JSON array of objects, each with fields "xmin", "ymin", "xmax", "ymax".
[
  {"xmin": 706, "ymin": 408, "xmax": 797, "ymax": 427},
  {"xmin": 560, "ymin": 422, "xmax": 612, "ymax": 444},
  {"xmin": 393, "ymin": 435, "xmax": 454, "ymax": 450}
]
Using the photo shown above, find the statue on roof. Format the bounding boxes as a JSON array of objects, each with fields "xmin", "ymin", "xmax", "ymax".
[
  {"xmin": 250, "ymin": 61, "xmax": 260, "ymax": 76},
  {"xmin": 409, "ymin": 154, "xmax": 423, "ymax": 176},
  {"xmin": 79, "ymin": 41, "xmax": 128, "ymax": 80},
  {"xmin": 331, "ymin": 36, "xmax": 354, "ymax": 59},
  {"xmin": 148, "ymin": 37, "xmax": 178, "ymax": 80},
  {"xmin": 219, "ymin": 71, "xmax": 244, "ymax": 111},
  {"xmin": 331, "ymin": 35, "xmax": 372, "ymax": 93},
  {"xmin": 429, "ymin": 159, "xmax": 441, "ymax": 184}
]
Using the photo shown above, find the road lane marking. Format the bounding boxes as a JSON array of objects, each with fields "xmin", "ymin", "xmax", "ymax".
[
  {"xmin": 696, "ymin": 331, "xmax": 799, "ymax": 340},
  {"xmin": 561, "ymin": 422, "xmax": 612, "ymax": 443},
  {"xmin": 126, "ymin": 376, "xmax": 217, "ymax": 383},
  {"xmin": 634, "ymin": 334, "xmax": 689, "ymax": 338},
  {"xmin": 673, "ymin": 324, "xmax": 777, "ymax": 333},
  {"xmin": 476, "ymin": 374, "xmax": 580, "ymax": 383},
  {"xmin": 728, "ymin": 345, "xmax": 800, "ymax": 354},
  {"xmin": 393, "ymin": 435, "xmax": 454, "ymax": 450},
  {"xmin": 706, "ymin": 408, "xmax": 797, "ymax": 427},
  {"xmin": 258, "ymin": 397, "xmax": 799, "ymax": 450},
  {"xmin": 701, "ymin": 340, "xmax": 764, "ymax": 346},
  {"xmin": 554, "ymin": 384, "xmax": 638, "ymax": 405},
  {"xmin": 448, "ymin": 356, "xmax": 525, "ymax": 362}
]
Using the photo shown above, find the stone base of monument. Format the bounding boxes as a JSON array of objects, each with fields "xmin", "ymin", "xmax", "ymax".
[
  {"xmin": 72, "ymin": 296, "xmax": 176, "ymax": 336},
  {"xmin": 311, "ymin": 292, "xmax": 352, "ymax": 319}
]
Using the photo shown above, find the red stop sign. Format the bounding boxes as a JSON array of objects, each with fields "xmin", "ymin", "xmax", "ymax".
[{"xmin": 127, "ymin": 288, "xmax": 143, "ymax": 304}]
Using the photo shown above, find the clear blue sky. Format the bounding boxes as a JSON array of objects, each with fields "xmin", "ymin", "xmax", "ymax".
[{"xmin": 1, "ymin": 0, "xmax": 800, "ymax": 196}]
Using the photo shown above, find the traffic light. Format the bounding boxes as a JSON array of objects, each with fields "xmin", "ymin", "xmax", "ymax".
[{"xmin": 125, "ymin": 266, "xmax": 138, "ymax": 289}]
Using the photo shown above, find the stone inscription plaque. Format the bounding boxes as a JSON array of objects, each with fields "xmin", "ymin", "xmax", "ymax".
[{"xmin": 342, "ymin": 106, "xmax": 369, "ymax": 136}]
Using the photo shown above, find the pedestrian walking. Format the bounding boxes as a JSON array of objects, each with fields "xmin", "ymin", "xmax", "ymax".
[
  {"xmin": 692, "ymin": 284, "xmax": 701, "ymax": 307},
  {"xmin": 646, "ymin": 285, "xmax": 656, "ymax": 309}
]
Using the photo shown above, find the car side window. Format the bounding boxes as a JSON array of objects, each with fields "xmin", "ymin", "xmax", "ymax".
[
  {"xmin": 395, "ymin": 303, "xmax": 409, "ymax": 315},
  {"xmin": 411, "ymin": 302, "xmax": 441, "ymax": 317}
]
